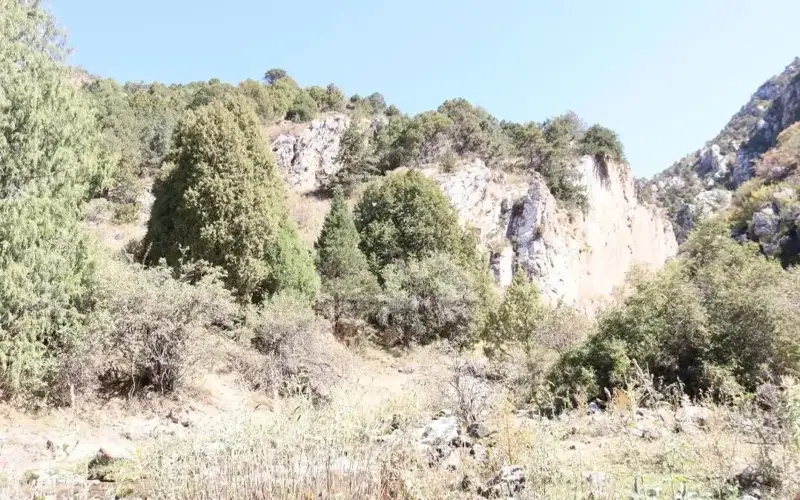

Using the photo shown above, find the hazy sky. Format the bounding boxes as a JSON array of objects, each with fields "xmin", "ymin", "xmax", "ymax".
[{"xmin": 51, "ymin": 0, "xmax": 800, "ymax": 177}]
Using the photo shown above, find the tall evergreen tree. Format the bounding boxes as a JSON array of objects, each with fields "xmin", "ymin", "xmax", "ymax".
[
  {"xmin": 315, "ymin": 188, "xmax": 379, "ymax": 321},
  {"xmin": 484, "ymin": 270, "xmax": 546, "ymax": 354},
  {"xmin": 143, "ymin": 96, "xmax": 319, "ymax": 303},
  {"xmin": 0, "ymin": 0, "xmax": 105, "ymax": 400}
]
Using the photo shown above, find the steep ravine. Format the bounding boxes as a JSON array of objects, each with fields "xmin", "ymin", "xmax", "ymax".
[{"xmin": 271, "ymin": 114, "xmax": 678, "ymax": 314}]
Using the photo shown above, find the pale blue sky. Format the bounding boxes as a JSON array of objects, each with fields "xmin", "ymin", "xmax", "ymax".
[{"xmin": 51, "ymin": 0, "xmax": 800, "ymax": 177}]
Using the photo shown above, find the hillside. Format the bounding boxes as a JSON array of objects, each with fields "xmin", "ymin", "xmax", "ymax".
[
  {"xmin": 646, "ymin": 57, "xmax": 800, "ymax": 255},
  {"xmin": 2, "ymin": 2, "xmax": 800, "ymax": 499}
]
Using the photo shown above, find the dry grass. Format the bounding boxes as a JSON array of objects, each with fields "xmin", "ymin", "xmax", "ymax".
[
  {"xmin": 287, "ymin": 191, "xmax": 331, "ymax": 246},
  {"xmin": 2, "ymin": 344, "xmax": 799, "ymax": 499}
]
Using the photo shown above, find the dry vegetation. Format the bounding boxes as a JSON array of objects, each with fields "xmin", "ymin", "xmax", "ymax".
[{"xmin": 2, "ymin": 339, "xmax": 799, "ymax": 499}]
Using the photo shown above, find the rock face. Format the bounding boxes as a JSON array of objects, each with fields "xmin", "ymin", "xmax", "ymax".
[
  {"xmin": 650, "ymin": 57, "xmax": 800, "ymax": 239},
  {"xmin": 507, "ymin": 158, "xmax": 677, "ymax": 314},
  {"xmin": 270, "ymin": 119, "xmax": 678, "ymax": 314},
  {"xmin": 431, "ymin": 158, "xmax": 677, "ymax": 313},
  {"xmin": 271, "ymin": 114, "xmax": 350, "ymax": 193}
]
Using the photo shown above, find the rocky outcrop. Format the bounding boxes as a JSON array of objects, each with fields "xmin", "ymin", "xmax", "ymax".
[
  {"xmin": 427, "ymin": 158, "xmax": 677, "ymax": 313},
  {"xmin": 650, "ymin": 57, "xmax": 800, "ymax": 239},
  {"xmin": 271, "ymin": 114, "xmax": 350, "ymax": 193},
  {"xmin": 506, "ymin": 158, "xmax": 677, "ymax": 314},
  {"xmin": 270, "ymin": 119, "xmax": 678, "ymax": 314}
]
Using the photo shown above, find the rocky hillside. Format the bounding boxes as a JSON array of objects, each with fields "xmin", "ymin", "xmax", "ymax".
[
  {"xmin": 271, "ymin": 114, "xmax": 678, "ymax": 314},
  {"xmin": 647, "ymin": 57, "xmax": 800, "ymax": 246}
]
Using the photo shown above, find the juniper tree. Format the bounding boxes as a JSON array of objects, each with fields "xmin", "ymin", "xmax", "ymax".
[
  {"xmin": 143, "ymin": 96, "xmax": 319, "ymax": 303},
  {"xmin": 314, "ymin": 188, "xmax": 379, "ymax": 321}
]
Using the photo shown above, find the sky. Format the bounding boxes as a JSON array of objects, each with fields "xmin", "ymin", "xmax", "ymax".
[{"xmin": 50, "ymin": 0, "xmax": 800, "ymax": 177}]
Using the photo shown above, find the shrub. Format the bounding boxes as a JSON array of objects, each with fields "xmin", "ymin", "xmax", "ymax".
[
  {"xmin": 483, "ymin": 271, "xmax": 547, "ymax": 353},
  {"xmin": 308, "ymin": 84, "xmax": 346, "ymax": 113},
  {"xmin": 387, "ymin": 111, "xmax": 454, "ymax": 169},
  {"xmin": 354, "ymin": 170, "xmax": 468, "ymax": 273},
  {"xmin": 143, "ymin": 96, "xmax": 319, "ymax": 303},
  {"xmin": 377, "ymin": 254, "xmax": 480, "ymax": 345},
  {"xmin": 322, "ymin": 122, "xmax": 378, "ymax": 194},
  {"xmin": 244, "ymin": 293, "xmax": 347, "ymax": 403},
  {"xmin": 315, "ymin": 189, "xmax": 380, "ymax": 322},
  {"xmin": 286, "ymin": 89, "xmax": 319, "ymax": 122},
  {"xmin": 0, "ymin": 0, "xmax": 106, "ymax": 405},
  {"xmin": 437, "ymin": 98, "xmax": 509, "ymax": 165},
  {"xmin": 579, "ymin": 124, "xmax": 626, "ymax": 164},
  {"xmin": 550, "ymin": 218, "xmax": 800, "ymax": 405},
  {"xmin": 99, "ymin": 261, "xmax": 238, "ymax": 395}
]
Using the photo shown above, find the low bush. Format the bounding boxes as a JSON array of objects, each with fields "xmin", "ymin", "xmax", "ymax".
[
  {"xmin": 549, "ymin": 219, "xmax": 800, "ymax": 407},
  {"xmin": 99, "ymin": 261, "xmax": 238, "ymax": 396},
  {"xmin": 376, "ymin": 254, "xmax": 480, "ymax": 346}
]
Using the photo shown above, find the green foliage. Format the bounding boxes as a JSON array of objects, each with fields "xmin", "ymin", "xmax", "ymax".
[
  {"xmin": 143, "ymin": 96, "xmax": 319, "ymax": 303},
  {"xmin": 323, "ymin": 122, "xmax": 379, "ymax": 194},
  {"xmin": 286, "ymin": 88, "xmax": 319, "ymax": 122},
  {"xmin": 0, "ymin": 0, "xmax": 106, "ymax": 404},
  {"xmin": 437, "ymin": 98, "xmax": 509, "ymax": 166},
  {"xmin": 579, "ymin": 124, "xmax": 626, "ymax": 164},
  {"xmin": 550, "ymin": 218, "xmax": 800, "ymax": 404},
  {"xmin": 264, "ymin": 68, "xmax": 288, "ymax": 85},
  {"xmin": 354, "ymin": 170, "xmax": 467, "ymax": 272},
  {"xmin": 483, "ymin": 271, "xmax": 547, "ymax": 350},
  {"xmin": 377, "ymin": 254, "xmax": 480, "ymax": 345},
  {"xmin": 308, "ymin": 84, "xmax": 346, "ymax": 113},
  {"xmin": 538, "ymin": 113, "xmax": 589, "ymax": 212},
  {"xmin": 387, "ymin": 111, "xmax": 453, "ymax": 169},
  {"xmin": 315, "ymin": 189, "xmax": 380, "ymax": 321}
]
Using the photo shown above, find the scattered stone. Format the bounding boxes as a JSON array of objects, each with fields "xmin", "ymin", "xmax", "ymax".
[
  {"xmin": 467, "ymin": 422, "xmax": 491, "ymax": 439},
  {"xmin": 418, "ymin": 415, "xmax": 459, "ymax": 448},
  {"xmin": 630, "ymin": 422, "xmax": 662, "ymax": 441},
  {"xmin": 479, "ymin": 465, "xmax": 525, "ymax": 498},
  {"xmin": 647, "ymin": 486, "xmax": 662, "ymax": 497},
  {"xmin": 675, "ymin": 404, "xmax": 711, "ymax": 432},
  {"xmin": 121, "ymin": 417, "xmax": 162, "ymax": 440},
  {"xmin": 587, "ymin": 402, "xmax": 602, "ymax": 414},
  {"xmin": 584, "ymin": 471, "xmax": 611, "ymax": 495}
]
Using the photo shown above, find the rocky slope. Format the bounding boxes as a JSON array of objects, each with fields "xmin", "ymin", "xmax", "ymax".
[
  {"xmin": 271, "ymin": 115, "xmax": 678, "ymax": 314},
  {"xmin": 648, "ymin": 57, "xmax": 800, "ymax": 242}
]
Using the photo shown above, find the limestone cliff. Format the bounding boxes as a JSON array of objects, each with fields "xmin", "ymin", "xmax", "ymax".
[{"xmin": 271, "ymin": 114, "xmax": 678, "ymax": 314}]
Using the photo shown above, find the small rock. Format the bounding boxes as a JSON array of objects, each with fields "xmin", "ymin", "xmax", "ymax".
[
  {"xmin": 479, "ymin": 465, "xmax": 525, "ymax": 498},
  {"xmin": 419, "ymin": 415, "xmax": 459, "ymax": 447},
  {"xmin": 584, "ymin": 471, "xmax": 611, "ymax": 494},
  {"xmin": 587, "ymin": 402, "xmax": 602, "ymax": 414},
  {"xmin": 647, "ymin": 486, "xmax": 662, "ymax": 497},
  {"xmin": 168, "ymin": 408, "xmax": 193, "ymax": 427},
  {"xmin": 467, "ymin": 422, "xmax": 491, "ymax": 439},
  {"xmin": 121, "ymin": 417, "xmax": 161, "ymax": 440}
]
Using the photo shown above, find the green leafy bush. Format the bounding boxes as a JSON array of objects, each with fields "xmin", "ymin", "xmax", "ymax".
[
  {"xmin": 354, "ymin": 170, "xmax": 468, "ymax": 273},
  {"xmin": 143, "ymin": 96, "xmax": 319, "ymax": 303},
  {"xmin": 315, "ymin": 189, "xmax": 380, "ymax": 322},
  {"xmin": 550, "ymin": 219, "xmax": 800, "ymax": 405},
  {"xmin": 579, "ymin": 124, "xmax": 626, "ymax": 164},
  {"xmin": 437, "ymin": 98, "xmax": 509, "ymax": 166},
  {"xmin": 377, "ymin": 254, "xmax": 480, "ymax": 345},
  {"xmin": 322, "ymin": 122, "xmax": 378, "ymax": 194}
]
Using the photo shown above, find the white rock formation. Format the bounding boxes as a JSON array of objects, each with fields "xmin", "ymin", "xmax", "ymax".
[
  {"xmin": 270, "ymin": 114, "xmax": 349, "ymax": 193},
  {"xmin": 505, "ymin": 158, "xmax": 678, "ymax": 314},
  {"xmin": 270, "ymin": 119, "xmax": 678, "ymax": 315}
]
